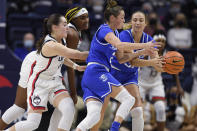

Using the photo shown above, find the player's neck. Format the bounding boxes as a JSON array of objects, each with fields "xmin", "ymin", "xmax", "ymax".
[
  {"xmin": 107, "ymin": 22, "xmax": 116, "ymax": 31},
  {"xmin": 132, "ymin": 31, "xmax": 142, "ymax": 43},
  {"xmin": 51, "ymin": 33, "xmax": 62, "ymax": 43}
]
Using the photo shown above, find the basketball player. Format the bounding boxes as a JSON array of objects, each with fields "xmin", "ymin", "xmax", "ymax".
[
  {"xmin": 111, "ymin": 11, "xmax": 163, "ymax": 131},
  {"xmin": 47, "ymin": 6, "xmax": 89, "ymax": 131},
  {"xmin": 5, "ymin": 13, "xmax": 88, "ymax": 131},
  {"xmin": 65, "ymin": 6, "xmax": 89, "ymax": 104},
  {"xmin": 139, "ymin": 30, "xmax": 183, "ymax": 131},
  {"xmin": 0, "ymin": 48, "xmax": 86, "ymax": 131},
  {"xmin": 91, "ymin": 10, "xmax": 163, "ymax": 131},
  {"xmin": 75, "ymin": 1, "xmax": 161, "ymax": 131}
]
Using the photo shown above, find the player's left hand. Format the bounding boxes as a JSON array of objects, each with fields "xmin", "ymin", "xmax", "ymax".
[{"xmin": 76, "ymin": 65, "xmax": 87, "ymax": 71}]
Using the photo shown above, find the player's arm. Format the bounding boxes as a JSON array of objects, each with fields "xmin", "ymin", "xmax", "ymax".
[
  {"xmin": 130, "ymin": 57, "xmax": 161, "ymax": 67},
  {"xmin": 130, "ymin": 57, "xmax": 164, "ymax": 72},
  {"xmin": 63, "ymin": 58, "xmax": 86, "ymax": 72},
  {"xmin": 116, "ymin": 49, "xmax": 154, "ymax": 64},
  {"xmin": 42, "ymin": 41, "xmax": 88, "ymax": 60},
  {"xmin": 105, "ymin": 32, "xmax": 160, "ymax": 52},
  {"xmin": 66, "ymin": 28, "xmax": 87, "ymax": 63},
  {"xmin": 174, "ymin": 74, "xmax": 184, "ymax": 97},
  {"xmin": 64, "ymin": 28, "xmax": 81, "ymax": 104}
]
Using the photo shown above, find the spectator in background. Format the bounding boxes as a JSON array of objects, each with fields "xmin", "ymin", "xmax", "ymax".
[
  {"xmin": 167, "ymin": 13, "xmax": 192, "ymax": 49},
  {"xmin": 166, "ymin": 87, "xmax": 188, "ymax": 131},
  {"xmin": 162, "ymin": 0, "xmax": 182, "ymax": 30},
  {"xmin": 180, "ymin": 105, "xmax": 197, "ymax": 131},
  {"xmin": 144, "ymin": 12, "xmax": 165, "ymax": 36},
  {"xmin": 190, "ymin": 57, "xmax": 197, "ymax": 107},
  {"xmin": 14, "ymin": 32, "xmax": 35, "ymax": 60}
]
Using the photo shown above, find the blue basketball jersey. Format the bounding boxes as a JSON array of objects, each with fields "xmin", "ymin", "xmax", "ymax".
[
  {"xmin": 81, "ymin": 24, "xmax": 121, "ymax": 103},
  {"xmin": 110, "ymin": 29, "xmax": 153, "ymax": 85},
  {"xmin": 87, "ymin": 24, "xmax": 119, "ymax": 69}
]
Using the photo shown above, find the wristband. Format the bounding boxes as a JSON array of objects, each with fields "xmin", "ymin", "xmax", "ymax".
[{"xmin": 73, "ymin": 63, "xmax": 78, "ymax": 70}]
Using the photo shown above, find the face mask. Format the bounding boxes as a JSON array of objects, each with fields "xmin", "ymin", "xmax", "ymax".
[
  {"xmin": 93, "ymin": 5, "xmax": 103, "ymax": 12},
  {"xmin": 149, "ymin": 18, "xmax": 157, "ymax": 25},
  {"xmin": 176, "ymin": 20, "xmax": 185, "ymax": 27},
  {"xmin": 170, "ymin": 7, "xmax": 180, "ymax": 14},
  {"xmin": 170, "ymin": 93, "xmax": 177, "ymax": 99},
  {"xmin": 24, "ymin": 40, "xmax": 34, "ymax": 48}
]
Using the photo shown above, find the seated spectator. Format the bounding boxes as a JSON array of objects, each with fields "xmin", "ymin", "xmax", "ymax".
[
  {"xmin": 14, "ymin": 32, "xmax": 35, "ymax": 60},
  {"xmin": 143, "ymin": 99, "xmax": 157, "ymax": 131},
  {"xmin": 166, "ymin": 86, "xmax": 188, "ymax": 131},
  {"xmin": 180, "ymin": 105, "xmax": 197, "ymax": 131},
  {"xmin": 167, "ymin": 13, "xmax": 192, "ymax": 49},
  {"xmin": 190, "ymin": 56, "xmax": 197, "ymax": 107},
  {"xmin": 144, "ymin": 12, "xmax": 165, "ymax": 36}
]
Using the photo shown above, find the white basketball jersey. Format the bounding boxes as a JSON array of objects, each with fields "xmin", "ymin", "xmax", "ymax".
[
  {"xmin": 138, "ymin": 66, "xmax": 163, "ymax": 88},
  {"xmin": 32, "ymin": 35, "xmax": 65, "ymax": 78},
  {"xmin": 18, "ymin": 51, "xmax": 37, "ymax": 88}
]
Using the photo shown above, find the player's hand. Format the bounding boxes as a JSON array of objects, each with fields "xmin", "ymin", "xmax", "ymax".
[
  {"xmin": 143, "ymin": 48, "xmax": 155, "ymax": 56},
  {"xmin": 70, "ymin": 93, "xmax": 78, "ymax": 104},
  {"xmin": 144, "ymin": 40, "xmax": 161, "ymax": 51},
  {"xmin": 76, "ymin": 65, "xmax": 87, "ymax": 72},
  {"xmin": 151, "ymin": 57, "xmax": 164, "ymax": 72},
  {"xmin": 176, "ymin": 86, "xmax": 184, "ymax": 98}
]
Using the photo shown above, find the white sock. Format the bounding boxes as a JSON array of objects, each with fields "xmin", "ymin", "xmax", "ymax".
[
  {"xmin": 130, "ymin": 107, "xmax": 144, "ymax": 131},
  {"xmin": 48, "ymin": 108, "xmax": 61, "ymax": 131},
  {"xmin": 2, "ymin": 104, "xmax": 25, "ymax": 124},
  {"xmin": 57, "ymin": 97, "xmax": 75, "ymax": 130}
]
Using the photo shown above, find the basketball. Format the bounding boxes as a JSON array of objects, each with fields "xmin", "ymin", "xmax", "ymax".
[{"xmin": 163, "ymin": 51, "xmax": 185, "ymax": 74}]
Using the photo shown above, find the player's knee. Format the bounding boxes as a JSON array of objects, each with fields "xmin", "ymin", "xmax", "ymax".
[
  {"xmin": 79, "ymin": 101, "xmax": 102, "ymax": 129},
  {"xmin": 86, "ymin": 101, "xmax": 102, "ymax": 126},
  {"xmin": 57, "ymin": 97, "xmax": 75, "ymax": 130},
  {"xmin": 154, "ymin": 101, "xmax": 166, "ymax": 122},
  {"xmin": 58, "ymin": 97, "xmax": 75, "ymax": 115},
  {"xmin": 115, "ymin": 89, "xmax": 135, "ymax": 119},
  {"xmin": 15, "ymin": 113, "xmax": 41, "ymax": 131},
  {"xmin": 2, "ymin": 104, "xmax": 25, "ymax": 124},
  {"xmin": 115, "ymin": 89, "xmax": 135, "ymax": 106},
  {"xmin": 131, "ymin": 107, "xmax": 143, "ymax": 118}
]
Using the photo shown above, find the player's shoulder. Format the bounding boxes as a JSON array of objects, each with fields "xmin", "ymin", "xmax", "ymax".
[
  {"xmin": 143, "ymin": 32, "xmax": 153, "ymax": 41},
  {"xmin": 67, "ymin": 27, "xmax": 79, "ymax": 38},
  {"xmin": 120, "ymin": 29, "xmax": 131, "ymax": 36}
]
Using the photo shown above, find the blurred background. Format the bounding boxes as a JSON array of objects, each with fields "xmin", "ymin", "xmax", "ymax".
[{"xmin": 0, "ymin": 0, "xmax": 197, "ymax": 131}]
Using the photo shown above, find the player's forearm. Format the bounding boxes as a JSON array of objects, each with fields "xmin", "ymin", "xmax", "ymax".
[
  {"xmin": 130, "ymin": 58, "xmax": 153, "ymax": 67},
  {"xmin": 67, "ymin": 68, "xmax": 77, "ymax": 96},
  {"xmin": 175, "ymin": 74, "xmax": 182, "ymax": 90},
  {"xmin": 64, "ymin": 58, "xmax": 79, "ymax": 70},
  {"xmin": 119, "ymin": 50, "xmax": 145, "ymax": 64}
]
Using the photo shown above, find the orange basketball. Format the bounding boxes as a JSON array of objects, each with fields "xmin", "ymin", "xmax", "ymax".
[{"xmin": 163, "ymin": 51, "xmax": 185, "ymax": 74}]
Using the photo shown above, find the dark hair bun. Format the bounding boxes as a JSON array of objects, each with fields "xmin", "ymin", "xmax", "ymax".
[{"xmin": 107, "ymin": 0, "xmax": 117, "ymax": 8}]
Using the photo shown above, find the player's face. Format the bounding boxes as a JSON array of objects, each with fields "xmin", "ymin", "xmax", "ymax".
[
  {"xmin": 56, "ymin": 17, "xmax": 69, "ymax": 38},
  {"xmin": 131, "ymin": 12, "xmax": 146, "ymax": 33},
  {"xmin": 73, "ymin": 13, "xmax": 89, "ymax": 31},
  {"xmin": 114, "ymin": 10, "xmax": 125, "ymax": 29}
]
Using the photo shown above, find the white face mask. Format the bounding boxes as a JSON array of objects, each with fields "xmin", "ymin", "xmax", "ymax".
[
  {"xmin": 93, "ymin": 5, "xmax": 103, "ymax": 12},
  {"xmin": 24, "ymin": 40, "xmax": 34, "ymax": 48}
]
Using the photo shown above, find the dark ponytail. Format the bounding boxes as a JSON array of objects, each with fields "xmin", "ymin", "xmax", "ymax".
[
  {"xmin": 104, "ymin": 0, "xmax": 123, "ymax": 22},
  {"xmin": 36, "ymin": 14, "xmax": 63, "ymax": 54}
]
